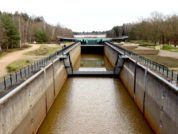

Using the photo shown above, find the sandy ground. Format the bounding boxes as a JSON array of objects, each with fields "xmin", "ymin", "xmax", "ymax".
[
  {"xmin": 123, "ymin": 42, "xmax": 178, "ymax": 58},
  {"xmin": 0, "ymin": 44, "xmax": 40, "ymax": 77},
  {"xmin": 121, "ymin": 42, "xmax": 139, "ymax": 47},
  {"xmin": 158, "ymin": 50, "xmax": 178, "ymax": 59}
]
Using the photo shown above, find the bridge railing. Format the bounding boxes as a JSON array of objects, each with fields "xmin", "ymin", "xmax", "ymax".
[
  {"xmin": 0, "ymin": 42, "xmax": 78, "ymax": 95},
  {"xmin": 106, "ymin": 42, "xmax": 178, "ymax": 87}
]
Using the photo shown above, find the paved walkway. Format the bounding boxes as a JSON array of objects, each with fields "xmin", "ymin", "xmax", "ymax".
[{"xmin": 0, "ymin": 44, "xmax": 40, "ymax": 77}]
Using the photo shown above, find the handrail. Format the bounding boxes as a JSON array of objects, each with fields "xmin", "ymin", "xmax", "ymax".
[
  {"xmin": 0, "ymin": 42, "xmax": 80, "ymax": 97},
  {"xmin": 105, "ymin": 41, "xmax": 178, "ymax": 88}
]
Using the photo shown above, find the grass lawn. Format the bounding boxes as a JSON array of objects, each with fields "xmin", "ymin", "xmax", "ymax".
[
  {"xmin": 5, "ymin": 43, "xmax": 74, "ymax": 73},
  {"xmin": 130, "ymin": 40, "xmax": 156, "ymax": 47},
  {"xmin": 0, "ymin": 52, "xmax": 7, "ymax": 58},
  {"xmin": 143, "ymin": 55, "xmax": 178, "ymax": 68},
  {"xmin": 162, "ymin": 45, "xmax": 178, "ymax": 52},
  {"xmin": 25, "ymin": 45, "xmax": 61, "ymax": 56},
  {"xmin": 7, "ymin": 59, "xmax": 32, "ymax": 72},
  {"xmin": 6, "ymin": 44, "xmax": 62, "ymax": 73}
]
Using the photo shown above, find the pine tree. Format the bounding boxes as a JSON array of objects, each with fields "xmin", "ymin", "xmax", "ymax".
[
  {"xmin": 0, "ymin": 14, "xmax": 20, "ymax": 49},
  {"xmin": 34, "ymin": 30, "xmax": 48, "ymax": 43}
]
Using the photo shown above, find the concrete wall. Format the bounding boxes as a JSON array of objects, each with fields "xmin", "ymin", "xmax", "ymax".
[
  {"xmin": 0, "ymin": 43, "xmax": 81, "ymax": 134},
  {"xmin": 70, "ymin": 43, "xmax": 81, "ymax": 67},
  {"xmin": 104, "ymin": 44, "xmax": 178, "ymax": 134}
]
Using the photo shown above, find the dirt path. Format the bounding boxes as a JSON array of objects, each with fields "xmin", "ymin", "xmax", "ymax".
[
  {"xmin": 123, "ymin": 42, "xmax": 178, "ymax": 59},
  {"xmin": 158, "ymin": 50, "xmax": 178, "ymax": 59},
  {"xmin": 0, "ymin": 44, "xmax": 40, "ymax": 77}
]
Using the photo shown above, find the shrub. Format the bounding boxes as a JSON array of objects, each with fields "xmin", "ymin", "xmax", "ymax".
[{"xmin": 34, "ymin": 30, "xmax": 48, "ymax": 43}]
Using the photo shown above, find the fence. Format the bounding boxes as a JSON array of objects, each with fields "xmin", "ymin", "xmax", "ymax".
[
  {"xmin": 0, "ymin": 42, "xmax": 77, "ymax": 95},
  {"xmin": 106, "ymin": 42, "xmax": 178, "ymax": 87}
]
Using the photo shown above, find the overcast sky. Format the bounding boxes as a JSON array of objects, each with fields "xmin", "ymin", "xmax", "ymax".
[{"xmin": 0, "ymin": 0, "xmax": 178, "ymax": 32}]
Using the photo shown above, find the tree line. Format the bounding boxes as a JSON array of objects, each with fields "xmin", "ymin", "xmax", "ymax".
[
  {"xmin": 74, "ymin": 31, "xmax": 106, "ymax": 35},
  {"xmin": 0, "ymin": 11, "xmax": 73, "ymax": 51},
  {"xmin": 107, "ymin": 12, "xmax": 178, "ymax": 46}
]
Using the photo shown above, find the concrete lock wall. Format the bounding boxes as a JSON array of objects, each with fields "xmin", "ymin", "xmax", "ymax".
[
  {"xmin": 0, "ymin": 43, "xmax": 81, "ymax": 134},
  {"xmin": 70, "ymin": 43, "xmax": 81, "ymax": 67},
  {"xmin": 104, "ymin": 45, "xmax": 178, "ymax": 134}
]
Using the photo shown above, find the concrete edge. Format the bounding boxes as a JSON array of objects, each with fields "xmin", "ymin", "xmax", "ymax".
[
  {"xmin": 105, "ymin": 42, "xmax": 178, "ymax": 93},
  {"xmin": 0, "ymin": 42, "xmax": 80, "ymax": 105}
]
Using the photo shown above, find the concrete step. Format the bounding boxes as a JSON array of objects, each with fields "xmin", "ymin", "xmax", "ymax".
[{"xmin": 69, "ymin": 71, "xmax": 114, "ymax": 77}]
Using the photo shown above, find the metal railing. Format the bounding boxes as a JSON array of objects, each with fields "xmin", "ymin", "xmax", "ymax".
[
  {"xmin": 106, "ymin": 42, "xmax": 178, "ymax": 87},
  {"xmin": 0, "ymin": 42, "xmax": 78, "ymax": 94}
]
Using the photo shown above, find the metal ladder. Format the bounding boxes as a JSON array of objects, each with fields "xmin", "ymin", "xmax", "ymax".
[
  {"xmin": 114, "ymin": 54, "xmax": 128, "ymax": 76},
  {"xmin": 60, "ymin": 54, "xmax": 73, "ymax": 75}
]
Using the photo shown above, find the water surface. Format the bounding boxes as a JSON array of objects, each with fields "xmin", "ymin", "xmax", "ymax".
[
  {"xmin": 73, "ymin": 54, "xmax": 113, "ymax": 71},
  {"xmin": 38, "ymin": 78, "xmax": 153, "ymax": 134},
  {"xmin": 38, "ymin": 54, "xmax": 153, "ymax": 134}
]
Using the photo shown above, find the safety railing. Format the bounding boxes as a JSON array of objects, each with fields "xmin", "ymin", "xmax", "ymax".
[
  {"xmin": 106, "ymin": 42, "xmax": 178, "ymax": 87},
  {"xmin": 0, "ymin": 42, "xmax": 78, "ymax": 93}
]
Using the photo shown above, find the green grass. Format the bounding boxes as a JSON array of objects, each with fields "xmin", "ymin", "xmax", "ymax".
[
  {"xmin": 5, "ymin": 44, "xmax": 69, "ymax": 73},
  {"xmin": 6, "ymin": 45, "xmax": 61, "ymax": 73},
  {"xmin": 7, "ymin": 59, "xmax": 32, "ymax": 72},
  {"xmin": 26, "ymin": 45, "xmax": 61, "ymax": 56},
  {"xmin": 143, "ymin": 55, "xmax": 178, "ymax": 68},
  {"xmin": 0, "ymin": 52, "xmax": 7, "ymax": 58},
  {"xmin": 162, "ymin": 44, "xmax": 178, "ymax": 52}
]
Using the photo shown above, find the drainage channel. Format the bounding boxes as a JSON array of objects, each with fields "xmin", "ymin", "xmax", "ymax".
[{"xmin": 37, "ymin": 48, "xmax": 153, "ymax": 133}]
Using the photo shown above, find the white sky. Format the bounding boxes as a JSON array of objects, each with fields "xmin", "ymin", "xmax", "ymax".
[{"xmin": 0, "ymin": 0, "xmax": 178, "ymax": 32}]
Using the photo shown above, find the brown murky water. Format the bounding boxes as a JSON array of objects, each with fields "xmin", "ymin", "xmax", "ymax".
[
  {"xmin": 37, "ymin": 54, "xmax": 153, "ymax": 134},
  {"xmin": 73, "ymin": 54, "xmax": 113, "ymax": 70}
]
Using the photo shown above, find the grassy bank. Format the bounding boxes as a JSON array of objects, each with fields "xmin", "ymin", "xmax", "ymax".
[
  {"xmin": 0, "ymin": 52, "xmax": 7, "ymax": 58},
  {"xmin": 6, "ymin": 44, "xmax": 61, "ymax": 72},
  {"xmin": 121, "ymin": 41, "xmax": 178, "ymax": 68},
  {"xmin": 162, "ymin": 45, "xmax": 178, "ymax": 52},
  {"xmin": 143, "ymin": 55, "xmax": 178, "ymax": 68},
  {"xmin": 130, "ymin": 40, "xmax": 178, "ymax": 51},
  {"xmin": 7, "ymin": 59, "xmax": 32, "ymax": 72},
  {"xmin": 25, "ymin": 45, "xmax": 61, "ymax": 56},
  {"xmin": 130, "ymin": 40, "xmax": 156, "ymax": 47}
]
